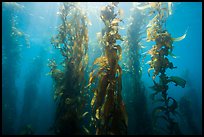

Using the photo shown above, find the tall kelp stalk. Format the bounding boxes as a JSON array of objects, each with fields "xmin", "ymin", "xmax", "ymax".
[
  {"xmin": 2, "ymin": 2, "xmax": 29, "ymax": 134},
  {"xmin": 179, "ymin": 95, "xmax": 200, "ymax": 135},
  {"xmin": 178, "ymin": 70, "xmax": 201, "ymax": 135},
  {"xmin": 48, "ymin": 2, "xmax": 89, "ymax": 135},
  {"xmin": 19, "ymin": 51, "xmax": 46, "ymax": 135},
  {"xmin": 123, "ymin": 4, "xmax": 152, "ymax": 134},
  {"xmin": 137, "ymin": 2, "xmax": 187, "ymax": 134},
  {"xmin": 87, "ymin": 2, "xmax": 128, "ymax": 135}
]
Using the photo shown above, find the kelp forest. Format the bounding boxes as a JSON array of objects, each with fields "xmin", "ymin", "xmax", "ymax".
[{"xmin": 2, "ymin": 2, "xmax": 202, "ymax": 135}]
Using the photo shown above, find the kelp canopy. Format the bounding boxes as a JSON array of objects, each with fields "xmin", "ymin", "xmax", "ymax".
[
  {"xmin": 137, "ymin": 2, "xmax": 186, "ymax": 135},
  {"xmin": 87, "ymin": 2, "xmax": 128, "ymax": 135},
  {"xmin": 48, "ymin": 2, "xmax": 89, "ymax": 135}
]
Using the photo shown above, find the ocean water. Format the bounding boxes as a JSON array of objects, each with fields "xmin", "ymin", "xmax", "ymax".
[{"xmin": 2, "ymin": 2, "xmax": 202, "ymax": 135}]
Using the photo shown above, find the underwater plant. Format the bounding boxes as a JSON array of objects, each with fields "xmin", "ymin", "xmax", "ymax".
[
  {"xmin": 87, "ymin": 2, "xmax": 128, "ymax": 135},
  {"xmin": 48, "ymin": 2, "xmax": 89, "ymax": 135},
  {"xmin": 2, "ymin": 2, "xmax": 29, "ymax": 134},
  {"xmin": 178, "ymin": 70, "xmax": 201, "ymax": 135},
  {"xmin": 20, "ymin": 124, "xmax": 34, "ymax": 135},
  {"xmin": 179, "ymin": 95, "xmax": 200, "ymax": 135},
  {"xmin": 138, "ymin": 2, "xmax": 187, "ymax": 134},
  {"xmin": 19, "ymin": 50, "xmax": 45, "ymax": 134},
  {"xmin": 122, "ymin": 4, "xmax": 152, "ymax": 134}
]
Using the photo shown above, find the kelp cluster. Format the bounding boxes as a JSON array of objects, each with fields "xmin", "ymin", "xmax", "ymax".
[
  {"xmin": 124, "ymin": 5, "xmax": 145, "ymax": 77},
  {"xmin": 138, "ymin": 2, "xmax": 186, "ymax": 134},
  {"xmin": 179, "ymin": 96, "xmax": 199, "ymax": 134},
  {"xmin": 2, "ymin": 2, "xmax": 29, "ymax": 134},
  {"xmin": 19, "ymin": 52, "xmax": 45, "ymax": 134},
  {"xmin": 123, "ymin": 4, "xmax": 152, "ymax": 134},
  {"xmin": 178, "ymin": 71, "xmax": 201, "ymax": 135},
  {"xmin": 20, "ymin": 124, "xmax": 34, "ymax": 135},
  {"xmin": 87, "ymin": 2, "xmax": 128, "ymax": 135},
  {"xmin": 48, "ymin": 2, "xmax": 89, "ymax": 134}
]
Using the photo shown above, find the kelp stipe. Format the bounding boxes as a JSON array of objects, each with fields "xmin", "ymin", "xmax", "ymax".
[
  {"xmin": 48, "ymin": 2, "xmax": 89, "ymax": 134},
  {"xmin": 19, "ymin": 51, "xmax": 45, "ymax": 134},
  {"xmin": 138, "ymin": 2, "xmax": 186, "ymax": 134},
  {"xmin": 87, "ymin": 2, "xmax": 128, "ymax": 135},
  {"xmin": 179, "ymin": 96, "xmax": 200, "ymax": 135},
  {"xmin": 2, "ymin": 2, "xmax": 30, "ymax": 134},
  {"xmin": 123, "ymin": 3, "xmax": 152, "ymax": 134},
  {"xmin": 178, "ymin": 70, "xmax": 201, "ymax": 135}
]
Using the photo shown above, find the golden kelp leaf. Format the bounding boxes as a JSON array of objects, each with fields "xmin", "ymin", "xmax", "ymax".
[
  {"xmin": 146, "ymin": 39, "xmax": 151, "ymax": 42},
  {"xmin": 137, "ymin": 4, "xmax": 151, "ymax": 10},
  {"xmin": 106, "ymin": 83, "xmax": 111, "ymax": 91},
  {"xmin": 82, "ymin": 125, "xmax": 90, "ymax": 134},
  {"xmin": 110, "ymin": 30, "xmax": 117, "ymax": 35},
  {"xmin": 168, "ymin": 2, "xmax": 173, "ymax": 15},
  {"xmin": 87, "ymin": 19, "xmax": 92, "ymax": 26},
  {"xmin": 149, "ymin": 2, "xmax": 159, "ymax": 8},
  {"xmin": 114, "ymin": 45, "xmax": 122, "ymax": 60},
  {"xmin": 149, "ymin": 14, "xmax": 159, "ymax": 25},
  {"xmin": 111, "ymin": 18, "xmax": 122, "ymax": 26},
  {"xmin": 83, "ymin": 54, "xmax": 88, "ymax": 65},
  {"xmin": 117, "ymin": 66, "xmax": 122, "ymax": 92},
  {"xmin": 118, "ymin": 26, "xmax": 125, "ymax": 30},
  {"xmin": 82, "ymin": 112, "xmax": 89, "ymax": 117},
  {"xmin": 96, "ymin": 32, "xmax": 102, "ymax": 39},
  {"xmin": 96, "ymin": 108, "xmax": 100, "ymax": 119},
  {"xmin": 91, "ymin": 95, "xmax": 96, "ymax": 106},
  {"xmin": 148, "ymin": 68, "xmax": 153, "ymax": 77},
  {"xmin": 147, "ymin": 49, "xmax": 154, "ymax": 56},
  {"xmin": 171, "ymin": 33, "xmax": 187, "ymax": 42},
  {"xmin": 146, "ymin": 28, "xmax": 151, "ymax": 41},
  {"xmin": 88, "ymin": 71, "xmax": 96, "ymax": 87},
  {"xmin": 93, "ymin": 56, "xmax": 108, "ymax": 66},
  {"xmin": 112, "ymin": 26, "xmax": 118, "ymax": 31},
  {"xmin": 148, "ymin": 10, "xmax": 156, "ymax": 17},
  {"xmin": 145, "ymin": 61, "xmax": 152, "ymax": 65},
  {"xmin": 118, "ymin": 8, "xmax": 124, "ymax": 19},
  {"xmin": 115, "ymin": 33, "xmax": 123, "ymax": 41},
  {"xmin": 152, "ymin": 58, "xmax": 158, "ymax": 62}
]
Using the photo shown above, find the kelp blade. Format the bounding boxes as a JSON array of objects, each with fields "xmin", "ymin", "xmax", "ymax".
[{"xmin": 169, "ymin": 76, "xmax": 186, "ymax": 88}]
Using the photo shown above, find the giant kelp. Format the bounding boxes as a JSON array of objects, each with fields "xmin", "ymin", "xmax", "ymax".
[
  {"xmin": 2, "ymin": 2, "xmax": 29, "ymax": 134},
  {"xmin": 138, "ymin": 2, "xmax": 186, "ymax": 134},
  {"xmin": 48, "ymin": 2, "xmax": 89, "ymax": 135},
  {"xmin": 178, "ymin": 70, "xmax": 201, "ymax": 135},
  {"xmin": 123, "ymin": 4, "xmax": 152, "ymax": 134},
  {"xmin": 179, "ymin": 95, "xmax": 200, "ymax": 135},
  {"xmin": 19, "ymin": 50, "xmax": 46, "ymax": 134},
  {"xmin": 87, "ymin": 2, "xmax": 128, "ymax": 135}
]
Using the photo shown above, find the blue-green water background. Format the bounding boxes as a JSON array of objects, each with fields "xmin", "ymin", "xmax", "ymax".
[{"xmin": 2, "ymin": 2, "xmax": 202, "ymax": 135}]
